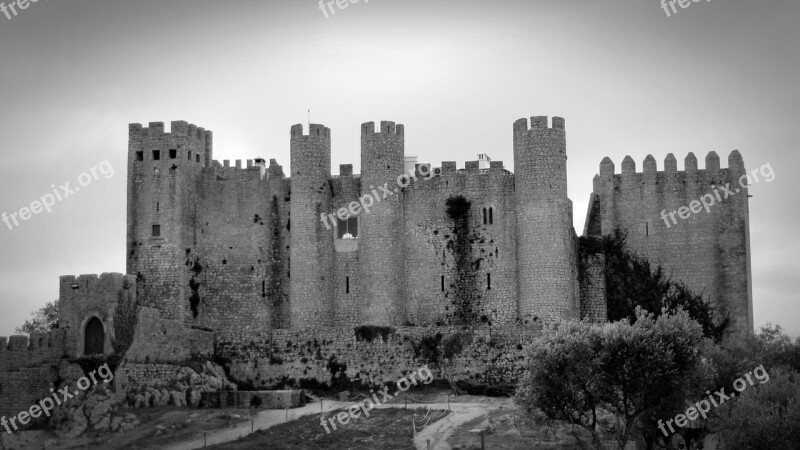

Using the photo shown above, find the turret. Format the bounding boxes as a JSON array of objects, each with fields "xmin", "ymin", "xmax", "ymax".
[
  {"xmin": 288, "ymin": 124, "xmax": 334, "ymax": 328},
  {"xmin": 359, "ymin": 121, "xmax": 406, "ymax": 325},
  {"xmin": 513, "ymin": 116, "xmax": 578, "ymax": 322}
]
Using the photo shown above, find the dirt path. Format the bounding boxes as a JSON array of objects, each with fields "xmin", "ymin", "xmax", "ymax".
[
  {"xmin": 413, "ymin": 399, "xmax": 511, "ymax": 450},
  {"xmin": 161, "ymin": 400, "xmax": 347, "ymax": 450},
  {"xmin": 163, "ymin": 397, "xmax": 509, "ymax": 450}
]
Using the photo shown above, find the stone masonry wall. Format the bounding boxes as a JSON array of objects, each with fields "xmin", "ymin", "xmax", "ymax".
[
  {"xmin": 403, "ymin": 164, "xmax": 518, "ymax": 326},
  {"xmin": 0, "ymin": 366, "xmax": 56, "ymax": 421},
  {"xmin": 125, "ymin": 307, "xmax": 214, "ymax": 363},
  {"xmin": 588, "ymin": 152, "xmax": 752, "ymax": 335},
  {"xmin": 216, "ymin": 325, "xmax": 543, "ymax": 390}
]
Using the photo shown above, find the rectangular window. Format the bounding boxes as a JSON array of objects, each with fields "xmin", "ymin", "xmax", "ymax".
[
  {"xmin": 188, "ymin": 150, "xmax": 192, "ymax": 160},
  {"xmin": 152, "ymin": 150, "xmax": 161, "ymax": 161},
  {"xmin": 336, "ymin": 217, "xmax": 359, "ymax": 239},
  {"xmin": 346, "ymin": 276, "xmax": 350, "ymax": 294},
  {"xmin": 136, "ymin": 151, "xmax": 144, "ymax": 161},
  {"xmin": 487, "ymin": 273, "xmax": 491, "ymax": 290},
  {"xmin": 441, "ymin": 275, "xmax": 445, "ymax": 292},
  {"xmin": 645, "ymin": 222, "xmax": 649, "ymax": 236},
  {"xmin": 152, "ymin": 224, "xmax": 161, "ymax": 237},
  {"xmin": 169, "ymin": 149, "xmax": 177, "ymax": 159},
  {"xmin": 196, "ymin": 154, "xmax": 200, "ymax": 163}
]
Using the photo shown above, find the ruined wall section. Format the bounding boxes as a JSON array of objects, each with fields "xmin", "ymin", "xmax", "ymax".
[
  {"xmin": 588, "ymin": 151, "xmax": 752, "ymax": 335},
  {"xmin": 403, "ymin": 161, "xmax": 518, "ymax": 326},
  {"xmin": 127, "ymin": 121, "xmax": 210, "ymax": 325}
]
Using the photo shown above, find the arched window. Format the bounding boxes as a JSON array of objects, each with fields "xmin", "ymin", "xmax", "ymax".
[
  {"xmin": 482, "ymin": 208, "xmax": 487, "ymax": 225},
  {"xmin": 489, "ymin": 207, "xmax": 493, "ymax": 225},
  {"xmin": 84, "ymin": 317, "xmax": 104, "ymax": 355}
]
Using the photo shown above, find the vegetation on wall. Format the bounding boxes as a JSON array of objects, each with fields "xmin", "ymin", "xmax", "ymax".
[
  {"xmin": 444, "ymin": 196, "xmax": 480, "ymax": 325},
  {"xmin": 112, "ymin": 280, "xmax": 138, "ymax": 359},
  {"xmin": 579, "ymin": 228, "xmax": 729, "ymax": 341}
]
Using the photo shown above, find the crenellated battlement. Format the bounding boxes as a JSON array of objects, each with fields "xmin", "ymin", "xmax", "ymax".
[
  {"xmin": 205, "ymin": 160, "xmax": 267, "ymax": 181},
  {"xmin": 129, "ymin": 121, "xmax": 212, "ymax": 143},
  {"xmin": 513, "ymin": 116, "xmax": 566, "ymax": 137},
  {"xmin": 290, "ymin": 123, "xmax": 331, "ymax": 139},
  {"xmin": 361, "ymin": 120, "xmax": 404, "ymax": 136},
  {"xmin": 59, "ymin": 273, "xmax": 132, "ymax": 300},
  {"xmin": 596, "ymin": 151, "xmax": 746, "ymax": 180},
  {"xmin": 0, "ymin": 329, "xmax": 67, "ymax": 371}
]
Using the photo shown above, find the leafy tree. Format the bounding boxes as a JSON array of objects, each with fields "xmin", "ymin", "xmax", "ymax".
[
  {"xmin": 515, "ymin": 309, "xmax": 711, "ymax": 450},
  {"xmin": 579, "ymin": 229, "xmax": 729, "ymax": 341},
  {"xmin": 710, "ymin": 368, "xmax": 800, "ymax": 450},
  {"xmin": 15, "ymin": 300, "xmax": 59, "ymax": 334}
]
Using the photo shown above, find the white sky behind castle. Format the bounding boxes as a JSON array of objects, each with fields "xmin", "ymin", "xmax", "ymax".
[{"xmin": 0, "ymin": 0, "xmax": 797, "ymax": 337}]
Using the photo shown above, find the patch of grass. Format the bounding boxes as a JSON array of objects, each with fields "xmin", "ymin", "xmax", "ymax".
[{"xmin": 207, "ymin": 408, "xmax": 446, "ymax": 450}]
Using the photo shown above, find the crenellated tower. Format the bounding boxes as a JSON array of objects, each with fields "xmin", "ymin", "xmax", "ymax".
[
  {"xmin": 359, "ymin": 121, "xmax": 406, "ymax": 325},
  {"xmin": 288, "ymin": 124, "xmax": 335, "ymax": 328},
  {"xmin": 127, "ymin": 121, "xmax": 211, "ymax": 324},
  {"xmin": 585, "ymin": 151, "xmax": 753, "ymax": 336},
  {"xmin": 513, "ymin": 116, "xmax": 579, "ymax": 322}
]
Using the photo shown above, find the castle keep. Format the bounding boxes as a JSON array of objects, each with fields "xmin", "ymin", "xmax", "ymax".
[{"xmin": 0, "ymin": 115, "xmax": 754, "ymax": 422}]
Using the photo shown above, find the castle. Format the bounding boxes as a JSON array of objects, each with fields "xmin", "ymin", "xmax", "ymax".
[{"xmin": 0, "ymin": 115, "xmax": 754, "ymax": 422}]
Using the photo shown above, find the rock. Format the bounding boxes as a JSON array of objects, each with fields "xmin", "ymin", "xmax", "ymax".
[
  {"xmin": 189, "ymin": 388, "xmax": 202, "ymax": 407},
  {"xmin": 111, "ymin": 416, "xmax": 123, "ymax": 432},
  {"xmin": 93, "ymin": 415, "xmax": 110, "ymax": 431},
  {"xmin": 89, "ymin": 400, "xmax": 112, "ymax": 426},
  {"xmin": 56, "ymin": 405, "xmax": 88, "ymax": 439}
]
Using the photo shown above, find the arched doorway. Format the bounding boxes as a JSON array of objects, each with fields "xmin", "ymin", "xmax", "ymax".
[{"xmin": 84, "ymin": 317, "xmax": 104, "ymax": 355}]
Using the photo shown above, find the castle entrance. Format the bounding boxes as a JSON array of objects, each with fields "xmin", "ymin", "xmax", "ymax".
[{"xmin": 84, "ymin": 317, "xmax": 104, "ymax": 355}]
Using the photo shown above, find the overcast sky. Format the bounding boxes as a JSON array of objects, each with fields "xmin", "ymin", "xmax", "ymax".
[{"xmin": 0, "ymin": 0, "xmax": 797, "ymax": 337}]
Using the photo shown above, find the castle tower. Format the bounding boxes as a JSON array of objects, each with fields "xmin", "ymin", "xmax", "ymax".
[
  {"xmin": 127, "ymin": 121, "xmax": 211, "ymax": 323},
  {"xmin": 289, "ymin": 124, "xmax": 334, "ymax": 328},
  {"xmin": 513, "ymin": 116, "xmax": 578, "ymax": 322},
  {"xmin": 359, "ymin": 121, "xmax": 406, "ymax": 325}
]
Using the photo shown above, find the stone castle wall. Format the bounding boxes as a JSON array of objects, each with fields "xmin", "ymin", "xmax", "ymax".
[
  {"xmin": 216, "ymin": 325, "xmax": 543, "ymax": 390},
  {"xmin": 586, "ymin": 151, "xmax": 753, "ymax": 335}
]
